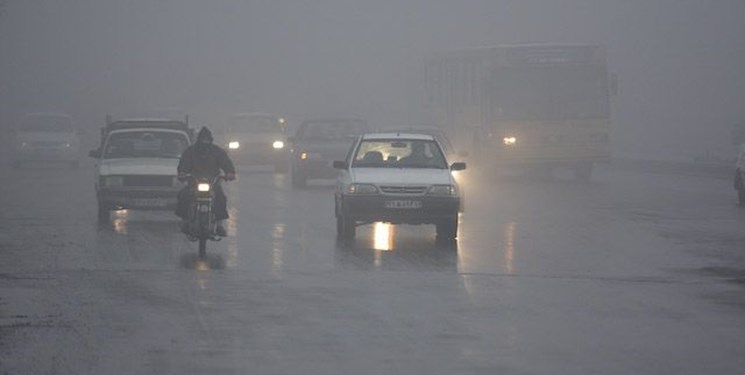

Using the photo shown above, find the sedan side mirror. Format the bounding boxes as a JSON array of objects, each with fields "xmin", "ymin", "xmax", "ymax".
[
  {"xmin": 332, "ymin": 160, "xmax": 348, "ymax": 170},
  {"xmin": 450, "ymin": 162, "xmax": 466, "ymax": 171}
]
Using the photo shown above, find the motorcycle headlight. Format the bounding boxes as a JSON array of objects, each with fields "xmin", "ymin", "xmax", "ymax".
[
  {"xmin": 428, "ymin": 184, "xmax": 457, "ymax": 196},
  {"xmin": 346, "ymin": 183, "xmax": 378, "ymax": 195},
  {"xmin": 503, "ymin": 136, "xmax": 517, "ymax": 146},
  {"xmin": 197, "ymin": 183, "xmax": 211, "ymax": 192},
  {"xmin": 104, "ymin": 176, "xmax": 124, "ymax": 187},
  {"xmin": 228, "ymin": 141, "xmax": 240, "ymax": 149},
  {"xmin": 272, "ymin": 140, "xmax": 285, "ymax": 149}
]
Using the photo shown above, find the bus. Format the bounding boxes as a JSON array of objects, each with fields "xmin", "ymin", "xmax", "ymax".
[{"xmin": 424, "ymin": 44, "xmax": 615, "ymax": 180}]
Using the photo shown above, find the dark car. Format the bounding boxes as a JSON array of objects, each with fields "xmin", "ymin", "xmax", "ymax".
[
  {"xmin": 289, "ymin": 118, "xmax": 369, "ymax": 187},
  {"xmin": 222, "ymin": 113, "xmax": 289, "ymax": 173}
]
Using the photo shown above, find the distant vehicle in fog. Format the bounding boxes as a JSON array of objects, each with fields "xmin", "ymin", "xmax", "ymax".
[
  {"xmin": 88, "ymin": 117, "xmax": 192, "ymax": 222},
  {"xmin": 9, "ymin": 113, "xmax": 81, "ymax": 169},
  {"xmin": 289, "ymin": 117, "xmax": 370, "ymax": 187},
  {"xmin": 333, "ymin": 132, "xmax": 466, "ymax": 242},
  {"xmin": 222, "ymin": 112, "xmax": 289, "ymax": 173},
  {"xmin": 425, "ymin": 43, "xmax": 614, "ymax": 181}
]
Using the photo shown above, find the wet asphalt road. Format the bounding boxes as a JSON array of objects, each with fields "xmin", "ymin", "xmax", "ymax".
[{"xmin": 1, "ymin": 158, "xmax": 745, "ymax": 374}]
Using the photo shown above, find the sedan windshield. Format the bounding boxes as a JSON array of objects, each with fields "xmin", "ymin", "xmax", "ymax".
[
  {"xmin": 352, "ymin": 139, "xmax": 448, "ymax": 169},
  {"xmin": 104, "ymin": 131, "xmax": 189, "ymax": 159},
  {"xmin": 228, "ymin": 116, "xmax": 280, "ymax": 134}
]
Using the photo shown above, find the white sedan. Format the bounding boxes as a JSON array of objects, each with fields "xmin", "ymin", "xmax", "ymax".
[{"xmin": 333, "ymin": 133, "xmax": 466, "ymax": 241}]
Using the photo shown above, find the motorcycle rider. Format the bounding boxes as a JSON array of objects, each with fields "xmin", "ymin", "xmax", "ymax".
[{"xmin": 175, "ymin": 126, "xmax": 236, "ymax": 237}]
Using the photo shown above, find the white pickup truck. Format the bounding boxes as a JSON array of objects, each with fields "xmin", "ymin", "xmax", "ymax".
[{"xmin": 88, "ymin": 118, "xmax": 193, "ymax": 222}]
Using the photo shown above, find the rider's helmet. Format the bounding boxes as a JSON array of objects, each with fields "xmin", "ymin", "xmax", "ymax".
[{"xmin": 196, "ymin": 126, "xmax": 213, "ymax": 144}]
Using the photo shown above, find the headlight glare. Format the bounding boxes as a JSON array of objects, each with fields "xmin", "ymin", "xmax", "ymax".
[
  {"xmin": 197, "ymin": 183, "xmax": 211, "ymax": 192},
  {"xmin": 503, "ymin": 136, "xmax": 517, "ymax": 146},
  {"xmin": 228, "ymin": 141, "xmax": 240, "ymax": 149},
  {"xmin": 272, "ymin": 140, "xmax": 284, "ymax": 149}
]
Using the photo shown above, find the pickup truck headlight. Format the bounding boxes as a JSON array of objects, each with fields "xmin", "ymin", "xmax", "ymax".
[
  {"xmin": 104, "ymin": 176, "xmax": 124, "ymax": 187},
  {"xmin": 346, "ymin": 183, "xmax": 378, "ymax": 195},
  {"xmin": 428, "ymin": 184, "xmax": 457, "ymax": 196}
]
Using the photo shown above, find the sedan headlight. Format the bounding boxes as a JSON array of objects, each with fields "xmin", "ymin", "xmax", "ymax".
[
  {"xmin": 272, "ymin": 140, "xmax": 285, "ymax": 149},
  {"xmin": 104, "ymin": 176, "xmax": 124, "ymax": 187},
  {"xmin": 428, "ymin": 184, "xmax": 457, "ymax": 196},
  {"xmin": 228, "ymin": 141, "xmax": 240, "ymax": 149},
  {"xmin": 299, "ymin": 151, "xmax": 320, "ymax": 160},
  {"xmin": 346, "ymin": 183, "xmax": 378, "ymax": 195}
]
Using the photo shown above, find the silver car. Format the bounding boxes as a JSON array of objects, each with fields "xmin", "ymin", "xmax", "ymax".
[{"xmin": 10, "ymin": 113, "xmax": 81, "ymax": 169}]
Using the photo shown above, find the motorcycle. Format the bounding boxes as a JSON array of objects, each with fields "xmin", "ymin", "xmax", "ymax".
[{"xmin": 181, "ymin": 174, "xmax": 225, "ymax": 258}]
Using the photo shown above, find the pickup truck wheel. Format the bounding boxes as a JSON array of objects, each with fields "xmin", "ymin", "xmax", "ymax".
[
  {"xmin": 97, "ymin": 199, "xmax": 110, "ymax": 222},
  {"xmin": 336, "ymin": 215, "xmax": 355, "ymax": 239},
  {"xmin": 436, "ymin": 215, "xmax": 458, "ymax": 241}
]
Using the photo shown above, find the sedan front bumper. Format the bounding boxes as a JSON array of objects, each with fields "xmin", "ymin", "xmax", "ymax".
[{"xmin": 340, "ymin": 194, "xmax": 459, "ymax": 224}]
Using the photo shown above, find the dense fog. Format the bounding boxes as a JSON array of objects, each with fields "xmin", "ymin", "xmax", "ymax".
[{"xmin": 1, "ymin": 0, "xmax": 744, "ymax": 161}]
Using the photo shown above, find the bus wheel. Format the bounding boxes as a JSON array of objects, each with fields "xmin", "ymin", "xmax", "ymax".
[{"xmin": 575, "ymin": 163, "xmax": 593, "ymax": 182}]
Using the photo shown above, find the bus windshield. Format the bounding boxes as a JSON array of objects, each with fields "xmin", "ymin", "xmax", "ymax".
[{"xmin": 489, "ymin": 65, "xmax": 610, "ymax": 121}]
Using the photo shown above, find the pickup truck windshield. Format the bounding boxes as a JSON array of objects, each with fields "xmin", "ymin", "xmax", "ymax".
[{"xmin": 104, "ymin": 131, "xmax": 189, "ymax": 159}]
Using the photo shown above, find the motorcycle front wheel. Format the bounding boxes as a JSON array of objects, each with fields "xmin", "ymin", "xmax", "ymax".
[{"xmin": 198, "ymin": 238, "xmax": 207, "ymax": 258}]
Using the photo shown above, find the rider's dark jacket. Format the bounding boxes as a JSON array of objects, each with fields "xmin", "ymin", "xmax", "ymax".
[
  {"xmin": 175, "ymin": 142, "xmax": 235, "ymax": 220},
  {"xmin": 177, "ymin": 143, "xmax": 236, "ymax": 178}
]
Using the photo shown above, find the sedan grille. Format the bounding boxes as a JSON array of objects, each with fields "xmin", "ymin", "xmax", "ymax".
[
  {"xmin": 123, "ymin": 175, "xmax": 173, "ymax": 187},
  {"xmin": 379, "ymin": 185, "xmax": 428, "ymax": 195}
]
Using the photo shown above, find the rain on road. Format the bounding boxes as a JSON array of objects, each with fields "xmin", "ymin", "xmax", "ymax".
[{"xmin": 1, "ymin": 159, "xmax": 745, "ymax": 374}]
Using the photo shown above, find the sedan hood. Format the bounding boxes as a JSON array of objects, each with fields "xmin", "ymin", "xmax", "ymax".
[
  {"xmin": 16, "ymin": 131, "xmax": 78, "ymax": 144},
  {"xmin": 225, "ymin": 133, "xmax": 284, "ymax": 143},
  {"xmin": 350, "ymin": 168, "xmax": 454, "ymax": 186},
  {"xmin": 99, "ymin": 158, "xmax": 179, "ymax": 176}
]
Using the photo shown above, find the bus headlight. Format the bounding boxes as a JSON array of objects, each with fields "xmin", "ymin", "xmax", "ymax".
[
  {"xmin": 503, "ymin": 136, "xmax": 517, "ymax": 146},
  {"xmin": 228, "ymin": 141, "xmax": 240, "ymax": 149},
  {"xmin": 272, "ymin": 140, "xmax": 285, "ymax": 149}
]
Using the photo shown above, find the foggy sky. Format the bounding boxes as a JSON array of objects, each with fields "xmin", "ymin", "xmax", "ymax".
[{"xmin": 1, "ymin": 0, "xmax": 744, "ymax": 160}]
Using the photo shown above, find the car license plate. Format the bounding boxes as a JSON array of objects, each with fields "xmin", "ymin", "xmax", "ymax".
[
  {"xmin": 385, "ymin": 200, "xmax": 422, "ymax": 209},
  {"xmin": 133, "ymin": 198, "xmax": 167, "ymax": 207}
]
